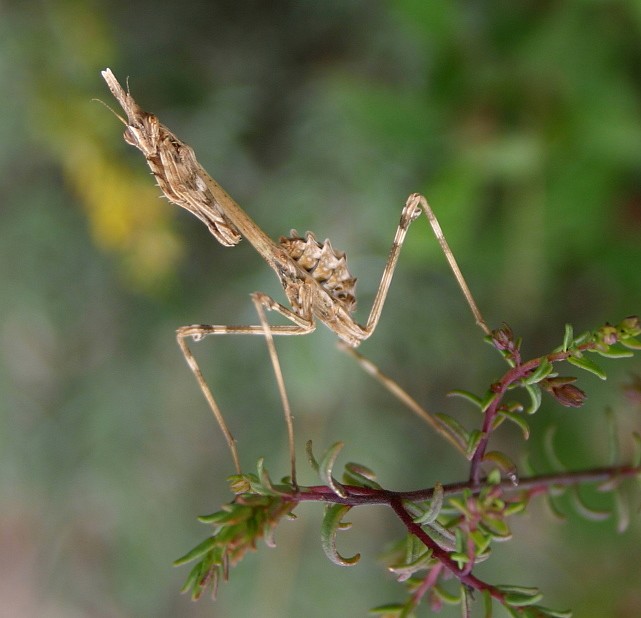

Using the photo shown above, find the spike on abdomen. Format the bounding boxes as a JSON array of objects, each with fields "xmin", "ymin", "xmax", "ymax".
[{"xmin": 280, "ymin": 231, "xmax": 357, "ymax": 313}]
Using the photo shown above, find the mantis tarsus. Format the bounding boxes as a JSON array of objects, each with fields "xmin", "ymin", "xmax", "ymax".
[{"xmin": 101, "ymin": 68, "xmax": 489, "ymax": 484}]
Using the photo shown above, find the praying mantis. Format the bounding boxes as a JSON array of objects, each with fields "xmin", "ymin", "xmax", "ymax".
[{"xmin": 101, "ymin": 69, "xmax": 489, "ymax": 485}]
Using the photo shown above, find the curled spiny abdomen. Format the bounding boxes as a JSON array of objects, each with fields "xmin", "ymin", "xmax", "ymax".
[{"xmin": 280, "ymin": 231, "xmax": 357, "ymax": 313}]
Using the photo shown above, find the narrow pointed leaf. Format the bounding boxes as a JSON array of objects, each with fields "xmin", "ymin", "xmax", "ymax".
[
  {"xmin": 321, "ymin": 504, "xmax": 360, "ymax": 566},
  {"xmin": 435, "ymin": 413, "xmax": 469, "ymax": 450},
  {"xmin": 480, "ymin": 515, "xmax": 512, "ymax": 540},
  {"xmin": 483, "ymin": 451, "xmax": 518, "ymax": 484},
  {"xmin": 198, "ymin": 506, "xmax": 252, "ymax": 526},
  {"xmin": 523, "ymin": 357, "xmax": 554, "ymax": 385},
  {"xmin": 483, "ymin": 589, "xmax": 493, "ymax": 617},
  {"xmin": 596, "ymin": 345, "xmax": 634, "ymax": 358},
  {"xmin": 306, "ymin": 440, "xmax": 319, "ymax": 472},
  {"xmin": 433, "ymin": 583, "xmax": 463, "ymax": 604},
  {"xmin": 480, "ymin": 390, "xmax": 500, "ymax": 412},
  {"xmin": 567, "ymin": 354, "xmax": 607, "ymax": 379},
  {"xmin": 343, "ymin": 462, "xmax": 381, "ymax": 489},
  {"xmin": 621, "ymin": 336, "xmax": 641, "ymax": 350},
  {"xmin": 319, "ymin": 441, "xmax": 347, "ymax": 497},
  {"xmin": 448, "ymin": 389, "xmax": 483, "ymax": 408},
  {"xmin": 423, "ymin": 520, "xmax": 457, "ymax": 551},
  {"xmin": 198, "ymin": 510, "xmax": 229, "ymax": 524},
  {"xmin": 180, "ymin": 561, "xmax": 204, "ymax": 594},
  {"xmin": 497, "ymin": 585, "xmax": 543, "ymax": 606},
  {"xmin": 524, "ymin": 384, "xmax": 542, "ymax": 414},
  {"xmin": 461, "ymin": 585, "xmax": 472, "ymax": 618},
  {"xmin": 388, "ymin": 549, "xmax": 433, "ymax": 581},
  {"xmin": 570, "ymin": 487, "xmax": 611, "ymax": 521},
  {"xmin": 531, "ymin": 607, "xmax": 573, "ymax": 617},
  {"xmin": 496, "ymin": 410, "xmax": 530, "ymax": 440},
  {"xmin": 562, "ymin": 324, "xmax": 574, "ymax": 351},
  {"xmin": 412, "ymin": 482, "xmax": 444, "ymax": 525},
  {"xmin": 255, "ymin": 458, "xmax": 291, "ymax": 496},
  {"xmin": 368, "ymin": 603, "xmax": 405, "ymax": 616},
  {"xmin": 466, "ymin": 430, "xmax": 485, "ymax": 459},
  {"xmin": 174, "ymin": 536, "xmax": 217, "ymax": 566},
  {"xmin": 544, "ymin": 494, "xmax": 567, "ymax": 521}
]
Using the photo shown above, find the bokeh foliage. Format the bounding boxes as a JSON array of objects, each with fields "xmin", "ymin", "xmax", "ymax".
[{"xmin": 2, "ymin": 1, "xmax": 640, "ymax": 616}]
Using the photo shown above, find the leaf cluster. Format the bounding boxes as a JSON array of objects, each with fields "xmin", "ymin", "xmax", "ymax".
[{"xmin": 175, "ymin": 317, "xmax": 641, "ymax": 615}]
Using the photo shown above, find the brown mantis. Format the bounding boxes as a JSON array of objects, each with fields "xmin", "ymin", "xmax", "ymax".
[{"xmin": 101, "ymin": 68, "xmax": 490, "ymax": 485}]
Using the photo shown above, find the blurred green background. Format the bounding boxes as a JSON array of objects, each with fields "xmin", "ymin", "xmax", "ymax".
[{"xmin": 2, "ymin": 1, "xmax": 641, "ymax": 616}]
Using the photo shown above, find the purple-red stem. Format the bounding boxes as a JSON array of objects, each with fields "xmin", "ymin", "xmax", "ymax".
[
  {"xmin": 469, "ymin": 343, "xmax": 597, "ymax": 485},
  {"xmin": 291, "ymin": 463, "xmax": 641, "ymax": 505}
]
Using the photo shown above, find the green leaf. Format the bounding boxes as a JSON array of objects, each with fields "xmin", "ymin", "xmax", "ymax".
[
  {"xmin": 528, "ymin": 607, "xmax": 573, "ymax": 618},
  {"xmin": 388, "ymin": 549, "xmax": 434, "ymax": 581},
  {"xmin": 461, "ymin": 585, "xmax": 472, "ymax": 617},
  {"xmin": 573, "ymin": 331, "xmax": 592, "ymax": 346},
  {"xmin": 483, "ymin": 589, "xmax": 493, "ymax": 617},
  {"xmin": 412, "ymin": 482, "xmax": 444, "ymax": 525},
  {"xmin": 470, "ymin": 529, "xmax": 492, "ymax": 555},
  {"xmin": 180, "ymin": 561, "xmax": 204, "ymax": 595},
  {"xmin": 368, "ymin": 603, "xmax": 406, "ymax": 616},
  {"xmin": 523, "ymin": 357, "xmax": 554, "ymax": 385},
  {"xmin": 621, "ymin": 336, "xmax": 641, "ymax": 350},
  {"xmin": 319, "ymin": 441, "xmax": 347, "ymax": 498},
  {"xmin": 483, "ymin": 451, "xmax": 518, "ymax": 484},
  {"xmin": 343, "ymin": 462, "xmax": 382, "ymax": 489},
  {"xmin": 562, "ymin": 324, "xmax": 574, "ymax": 351},
  {"xmin": 466, "ymin": 430, "xmax": 485, "ymax": 459},
  {"xmin": 570, "ymin": 487, "xmax": 611, "ymax": 521},
  {"xmin": 505, "ymin": 499, "xmax": 527, "ymax": 516},
  {"xmin": 197, "ymin": 510, "xmax": 229, "ymax": 524},
  {"xmin": 450, "ymin": 551, "xmax": 470, "ymax": 567},
  {"xmin": 497, "ymin": 585, "xmax": 543, "ymax": 606},
  {"xmin": 423, "ymin": 520, "xmax": 457, "ymax": 551},
  {"xmin": 596, "ymin": 345, "xmax": 634, "ymax": 358},
  {"xmin": 480, "ymin": 390, "xmax": 500, "ymax": 412},
  {"xmin": 448, "ymin": 389, "xmax": 483, "ymax": 408},
  {"xmin": 448, "ymin": 496, "xmax": 470, "ymax": 518},
  {"xmin": 321, "ymin": 504, "xmax": 360, "ymax": 566},
  {"xmin": 479, "ymin": 515, "xmax": 512, "ymax": 540},
  {"xmin": 197, "ymin": 505, "xmax": 252, "ymax": 526},
  {"xmin": 257, "ymin": 458, "xmax": 273, "ymax": 491},
  {"xmin": 435, "ymin": 413, "xmax": 469, "ymax": 450},
  {"xmin": 524, "ymin": 384, "xmax": 542, "ymax": 414},
  {"xmin": 496, "ymin": 410, "xmax": 530, "ymax": 440},
  {"xmin": 544, "ymin": 494, "xmax": 567, "ymax": 521},
  {"xmin": 433, "ymin": 583, "xmax": 463, "ymax": 604},
  {"xmin": 306, "ymin": 440, "xmax": 319, "ymax": 472},
  {"xmin": 567, "ymin": 354, "xmax": 607, "ymax": 379},
  {"xmin": 173, "ymin": 536, "xmax": 216, "ymax": 566}
]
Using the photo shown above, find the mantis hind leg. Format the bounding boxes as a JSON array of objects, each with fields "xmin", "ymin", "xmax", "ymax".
[{"xmin": 176, "ymin": 295, "xmax": 314, "ymax": 483}]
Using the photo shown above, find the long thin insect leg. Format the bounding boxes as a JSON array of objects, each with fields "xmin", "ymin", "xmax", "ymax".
[
  {"xmin": 252, "ymin": 292, "xmax": 300, "ymax": 487},
  {"xmin": 175, "ymin": 299, "xmax": 314, "ymax": 478},
  {"xmin": 176, "ymin": 333, "xmax": 242, "ymax": 474},
  {"xmin": 363, "ymin": 193, "xmax": 489, "ymax": 339},
  {"xmin": 339, "ymin": 343, "xmax": 466, "ymax": 456},
  {"xmin": 412, "ymin": 194, "xmax": 490, "ymax": 336}
]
